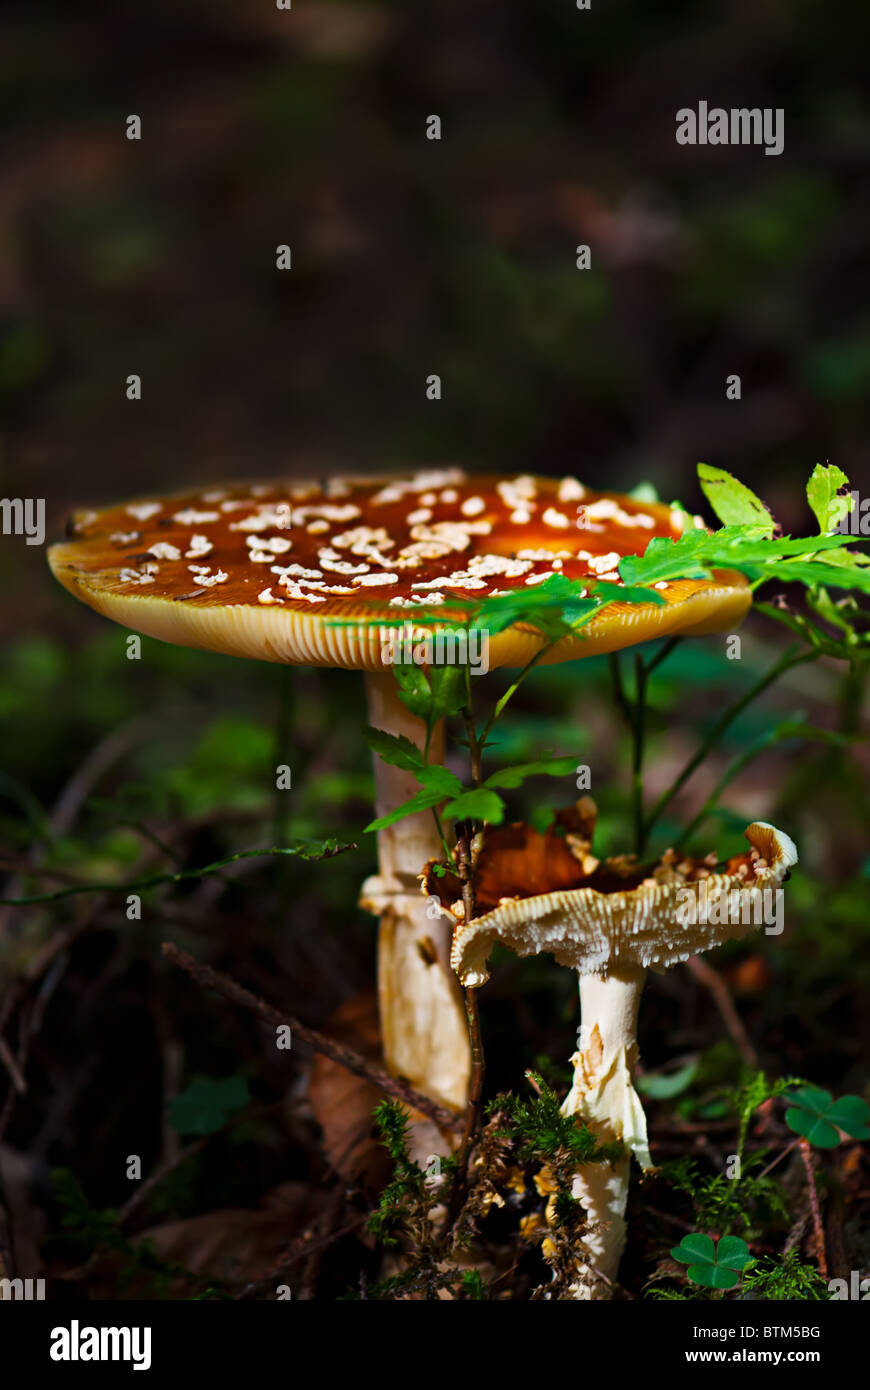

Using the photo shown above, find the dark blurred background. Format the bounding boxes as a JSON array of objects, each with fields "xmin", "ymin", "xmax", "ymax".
[
  {"xmin": 3, "ymin": 0, "xmax": 870, "ymax": 619},
  {"xmin": 0, "ymin": 0, "xmax": 868, "ymax": 1297}
]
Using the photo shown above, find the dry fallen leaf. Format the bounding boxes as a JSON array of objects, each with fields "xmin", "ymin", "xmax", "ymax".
[{"xmin": 308, "ymin": 992, "xmax": 393, "ymax": 1195}]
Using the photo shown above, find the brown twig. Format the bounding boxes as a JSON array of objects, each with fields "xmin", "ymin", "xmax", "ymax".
[
  {"xmin": 0, "ymin": 1035, "xmax": 26, "ymax": 1094},
  {"xmin": 298, "ymin": 1182, "xmax": 346, "ymax": 1300},
  {"xmin": 800, "ymin": 1138, "xmax": 827, "ymax": 1278},
  {"xmin": 686, "ymin": 954, "xmax": 757, "ymax": 1067},
  {"xmin": 118, "ymin": 1136, "xmax": 210, "ymax": 1229},
  {"xmin": 236, "ymin": 1210, "xmax": 371, "ymax": 1300},
  {"xmin": 160, "ymin": 942, "xmax": 460, "ymax": 1134},
  {"xmin": 757, "ymin": 1136, "xmax": 800, "ymax": 1180}
]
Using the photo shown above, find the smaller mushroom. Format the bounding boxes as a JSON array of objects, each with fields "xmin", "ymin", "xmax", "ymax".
[{"xmin": 423, "ymin": 803, "xmax": 798, "ymax": 1299}]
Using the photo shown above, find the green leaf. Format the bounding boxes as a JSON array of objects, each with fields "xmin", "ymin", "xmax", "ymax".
[
  {"xmin": 483, "ymin": 754, "xmax": 578, "ymax": 790},
  {"xmin": 362, "ymin": 726, "xmax": 424, "ymax": 773},
  {"xmin": 672, "ymin": 1232, "xmax": 715, "ymax": 1263},
  {"xmin": 416, "ymin": 765, "xmax": 464, "ymax": 796},
  {"xmin": 169, "ymin": 1075, "xmax": 250, "ymax": 1136},
  {"xmin": 698, "ymin": 464, "xmax": 774, "ymax": 535},
  {"xmin": 365, "ymin": 765, "xmax": 463, "ymax": 832},
  {"xmin": 759, "ymin": 559, "xmax": 870, "ymax": 594},
  {"xmin": 467, "ymin": 575, "xmax": 597, "ymax": 640},
  {"xmin": 812, "ymin": 546, "xmax": 870, "ymax": 568},
  {"xmin": 392, "ymin": 663, "xmax": 432, "ymax": 721},
  {"xmin": 427, "ymin": 663, "xmax": 468, "ymax": 720},
  {"xmin": 637, "ymin": 1060, "xmax": 699, "ymax": 1100},
  {"xmin": 717, "ymin": 1235, "xmax": 754, "ymax": 1268},
  {"xmin": 784, "ymin": 1086, "xmax": 870, "ymax": 1147},
  {"xmin": 366, "ymin": 788, "xmax": 444, "ymax": 832},
  {"xmin": 619, "ymin": 525, "xmax": 870, "ymax": 595},
  {"xmin": 592, "ymin": 580, "xmax": 666, "ymax": 607},
  {"xmin": 825, "ymin": 1095, "xmax": 870, "ymax": 1137},
  {"xmin": 441, "ymin": 787, "xmax": 506, "ymax": 824},
  {"xmin": 628, "ymin": 481, "xmax": 659, "ymax": 503},
  {"xmin": 806, "ymin": 463, "xmax": 851, "ymax": 534},
  {"xmin": 671, "ymin": 1232, "xmax": 752, "ymax": 1289}
]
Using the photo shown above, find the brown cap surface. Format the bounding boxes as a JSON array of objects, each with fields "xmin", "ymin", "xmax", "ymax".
[{"xmin": 48, "ymin": 469, "xmax": 751, "ymax": 669}]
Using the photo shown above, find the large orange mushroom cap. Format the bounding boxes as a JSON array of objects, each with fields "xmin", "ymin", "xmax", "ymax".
[{"xmin": 48, "ymin": 469, "xmax": 751, "ymax": 668}]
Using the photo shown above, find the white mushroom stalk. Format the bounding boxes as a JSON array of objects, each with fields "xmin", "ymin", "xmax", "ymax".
[
  {"xmin": 360, "ymin": 669, "xmax": 471, "ymax": 1112},
  {"xmin": 442, "ymin": 811, "xmax": 798, "ymax": 1298},
  {"xmin": 561, "ymin": 965, "xmax": 651, "ymax": 1297}
]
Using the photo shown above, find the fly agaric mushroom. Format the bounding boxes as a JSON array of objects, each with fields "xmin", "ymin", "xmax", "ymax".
[
  {"xmin": 47, "ymin": 470, "xmax": 751, "ymax": 1114},
  {"xmin": 423, "ymin": 803, "xmax": 797, "ymax": 1297}
]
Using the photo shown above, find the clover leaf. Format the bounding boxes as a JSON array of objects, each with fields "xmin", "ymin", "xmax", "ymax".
[
  {"xmin": 671, "ymin": 1233, "xmax": 753, "ymax": 1289},
  {"xmin": 783, "ymin": 1086, "xmax": 870, "ymax": 1148},
  {"xmin": 169, "ymin": 1074, "xmax": 251, "ymax": 1136}
]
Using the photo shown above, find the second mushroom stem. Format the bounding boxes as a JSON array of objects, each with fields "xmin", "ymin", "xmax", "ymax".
[{"xmin": 560, "ymin": 964, "xmax": 652, "ymax": 1297}]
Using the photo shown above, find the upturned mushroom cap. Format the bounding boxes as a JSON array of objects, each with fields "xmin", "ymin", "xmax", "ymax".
[
  {"xmin": 421, "ymin": 804, "xmax": 797, "ymax": 987},
  {"xmin": 48, "ymin": 470, "xmax": 751, "ymax": 669}
]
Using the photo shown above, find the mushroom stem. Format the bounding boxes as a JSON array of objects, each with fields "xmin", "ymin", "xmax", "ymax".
[
  {"xmin": 560, "ymin": 965, "xmax": 651, "ymax": 1298},
  {"xmin": 361, "ymin": 669, "xmax": 471, "ymax": 1112}
]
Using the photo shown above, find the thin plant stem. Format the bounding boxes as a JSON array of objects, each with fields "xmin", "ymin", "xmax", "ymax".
[
  {"xmin": 641, "ymin": 646, "xmax": 814, "ymax": 851},
  {"xmin": 644, "ymin": 634, "xmax": 683, "ymax": 677},
  {"xmin": 0, "ymin": 844, "xmax": 355, "ymax": 905},
  {"xmin": 608, "ymin": 652, "xmax": 632, "ymax": 730},
  {"xmin": 632, "ymin": 652, "xmax": 647, "ymax": 856},
  {"xmin": 431, "ymin": 806, "xmax": 457, "ymax": 870},
  {"xmin": 478, "ymin": 638, "xmax": 558, "ymax": 751},
  {"xmin": 675, "ymin": 735, "xmax": 776, "ymax": 850},
  {"xmin": 757, "ymin": 1137, "xmax": 801, "ymax": 1180}
]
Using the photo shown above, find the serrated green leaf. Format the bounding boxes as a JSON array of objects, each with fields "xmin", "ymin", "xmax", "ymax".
[
  {"xmin": 592, "ymin": 580, "xmax": 666, "ymax": 607},
  {"xmin": 392, "ymin": 663, "xmax": 432, "ymax": 721},
  {"xmin": 759, "ymin": 560, "xmax": 870, "ymax": 593},
  {"xmin": 362, "ymin": 725, "xmax": 424, "ymax": 773},
  {"xmin": 806, "ymin": 463, "xmax": 851, "ymax": 534},
  {"xmin": 815, "ymin": 546, "xmax": 870, "ymax": 568},
  {"xmin": 364, "ymin": 764, "xmax": 463, "ymax": 832},
  {"xmin": 619, "ymin": 525, "xmax": 869, "ymax": 595},
  {"xmin": 416, "ymin": 765, "xmax": 465, "ymax": 796},
  {"xmin": 468, "ymin": 575, "xmax": 598, "ymax": 640},
  {"xmin": 441, "ymin": 787, "xmax": 506, "ymax": 824},
  {"xmin": 427, "ymin": 663, "xmax": 468, "ymax": 720},
  {"xmin": 698, "ymin": 463, "xmax": 775, "ymax": 535},
  {"xmin": 366, "ymin": 788, "xmax": 449, "ymax": 833},
  {"xmin": 483, "ymin": 754, "xmax": 578, "ymax": 790}
]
